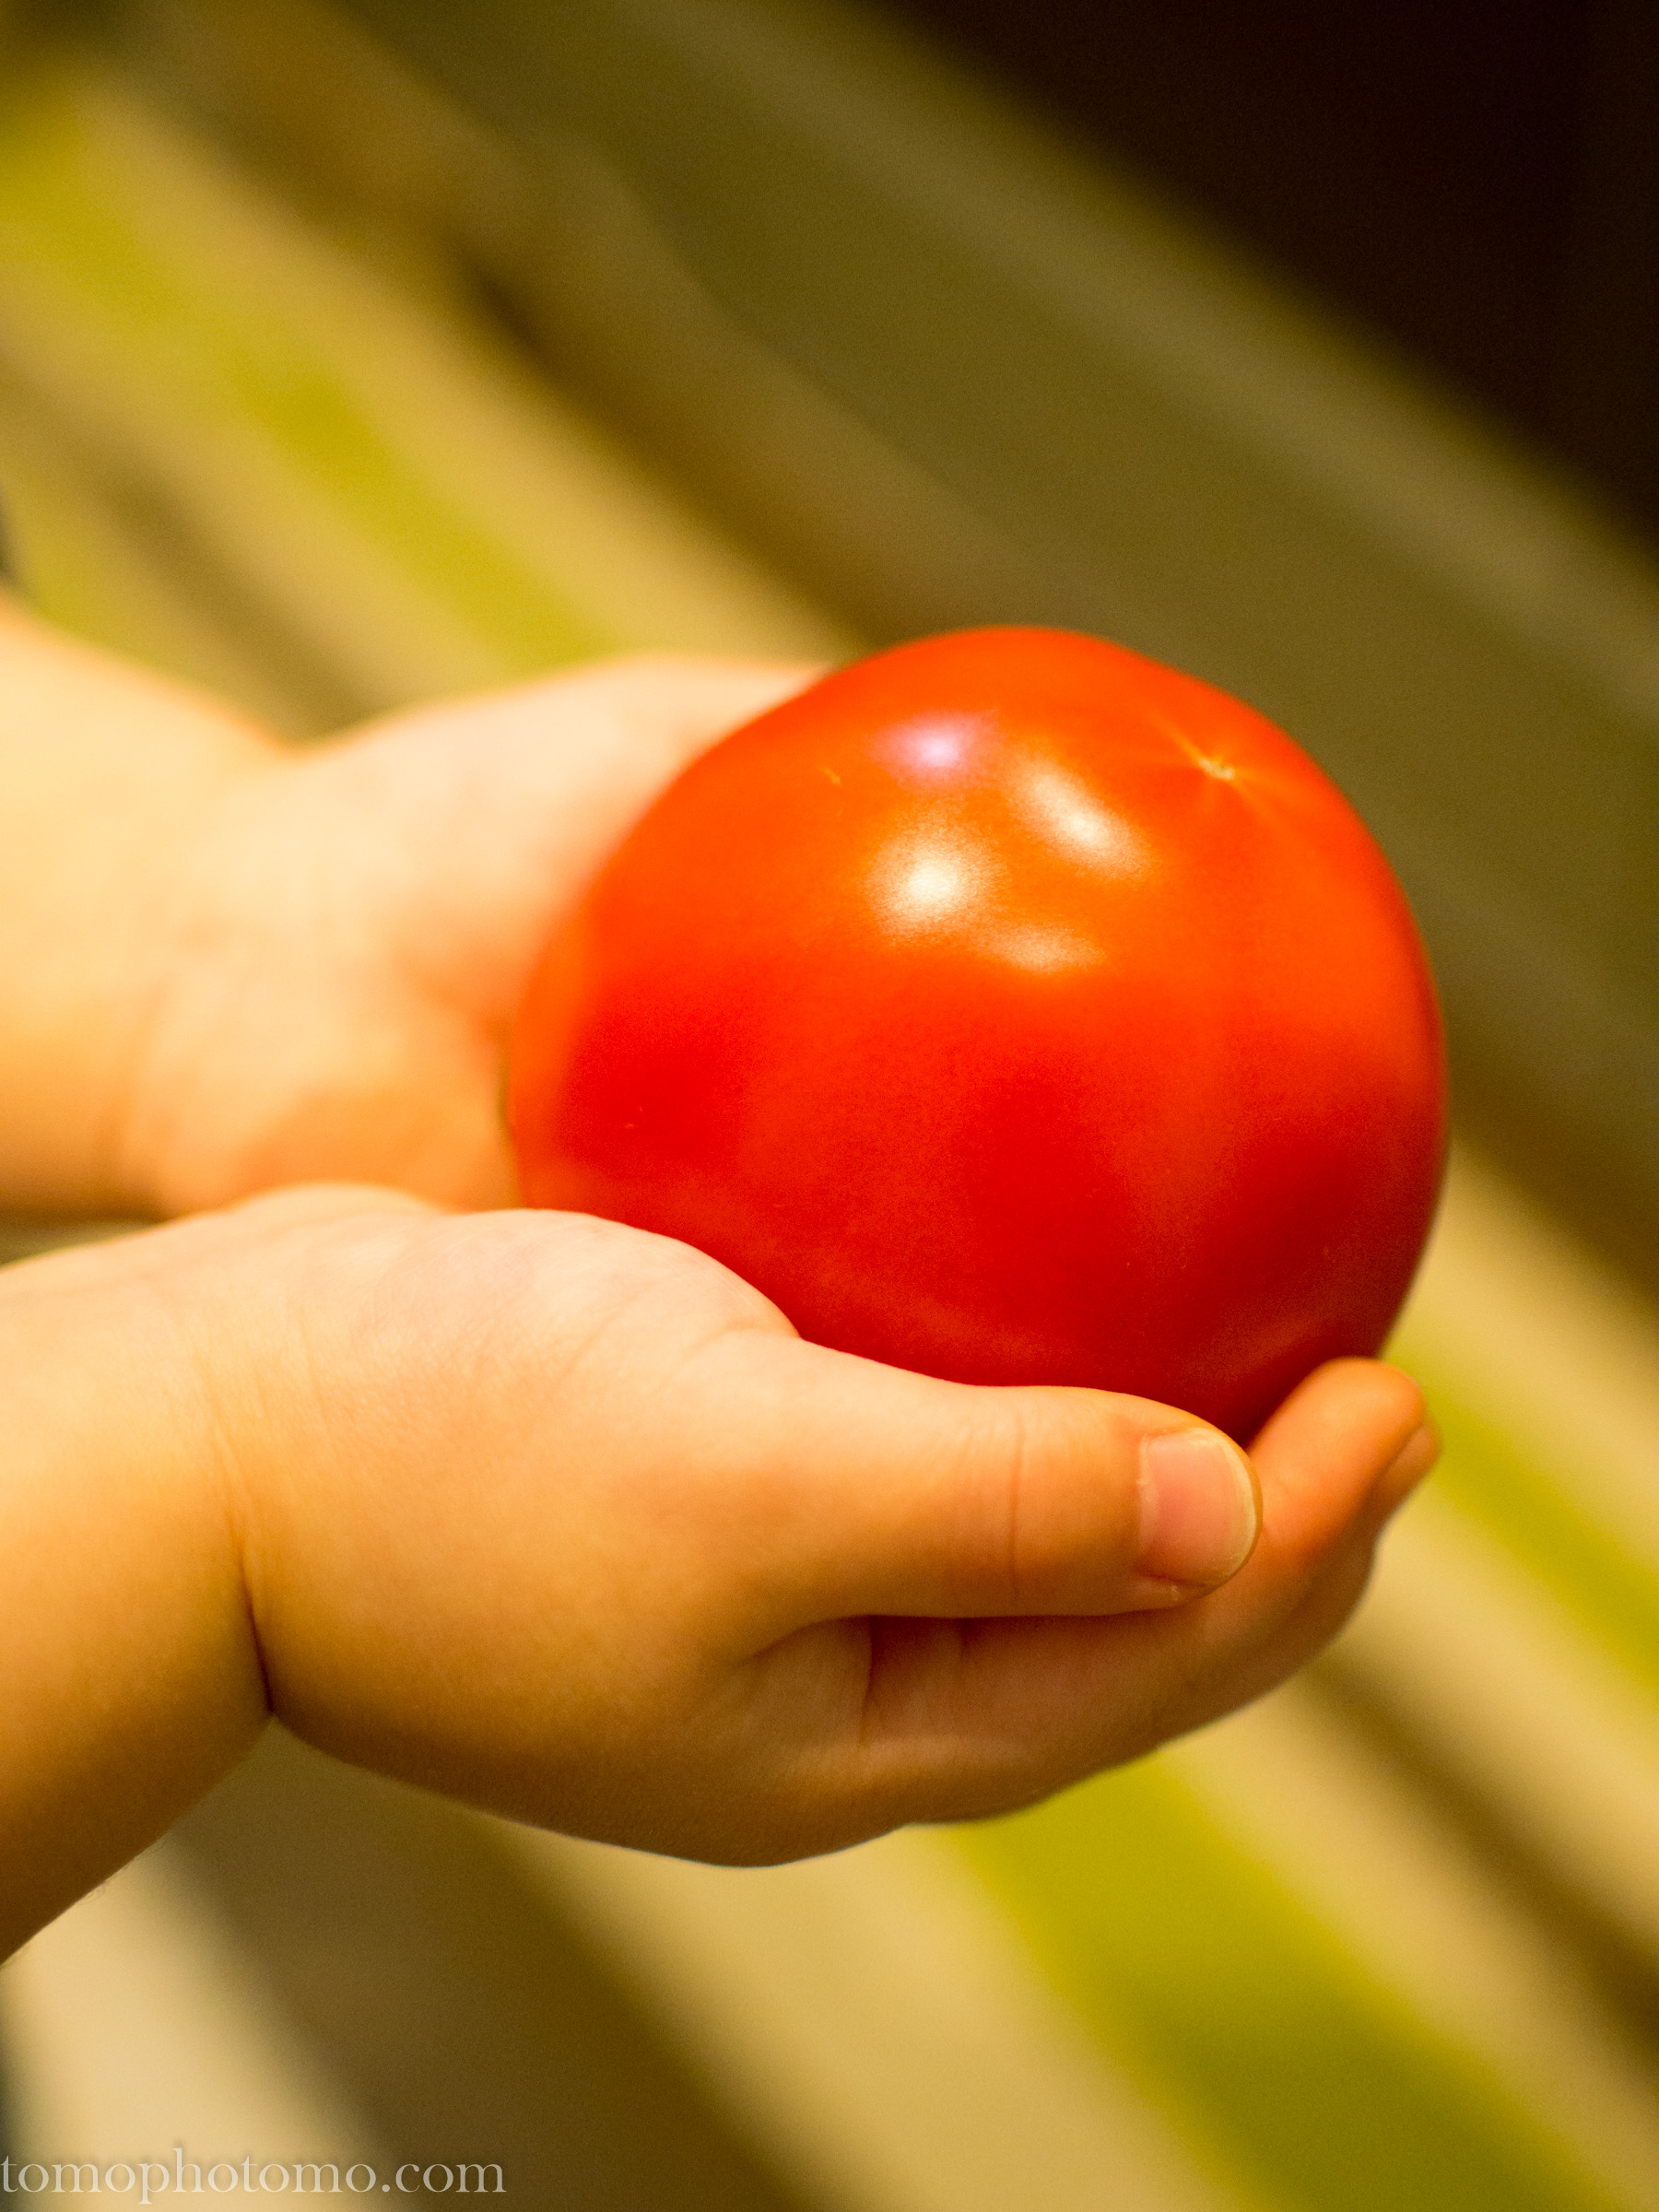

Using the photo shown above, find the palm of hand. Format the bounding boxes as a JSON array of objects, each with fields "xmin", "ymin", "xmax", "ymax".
[
  {"xmin": 173, "ymin": 1188, "xmax": 1428, "ymax": 1862},
  {"xmin": 119, "ymin": 657, "xmax": 813, "ymax": 1217}
]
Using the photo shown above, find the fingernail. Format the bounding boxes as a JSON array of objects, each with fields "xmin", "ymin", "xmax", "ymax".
[{"xmin": 1138, "ymin": 1429, "xmax": 1260, "ymax": 1586}]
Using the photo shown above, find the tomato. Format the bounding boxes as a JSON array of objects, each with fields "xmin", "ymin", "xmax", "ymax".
[{"xmin": 509, "ymin": 629, "xmax": 1446, "ymax": 1440}]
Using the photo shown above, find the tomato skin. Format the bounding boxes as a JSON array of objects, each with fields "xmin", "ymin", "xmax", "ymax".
[{"xmin": 510, "ymin": 629, "xmax": 1446, "ymax": 1440}]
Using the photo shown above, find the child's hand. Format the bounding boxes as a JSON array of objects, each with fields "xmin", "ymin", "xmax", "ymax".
[
  {"xmin": 1, "ymin": 1186, "xmax": 1432, "ymax": 1947},
  {"xmin": 116, "ymin": 657, "xmax": 815, "ymax": 1217},
  {"xmin": 0, "ymin": 593, "xmax": 809, "ymax": 1218}
]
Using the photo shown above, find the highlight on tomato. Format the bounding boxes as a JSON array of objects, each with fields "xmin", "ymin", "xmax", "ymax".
[{"xmin": 510, "ymin": 629, "xmax": 1447, "ymax": 1441}]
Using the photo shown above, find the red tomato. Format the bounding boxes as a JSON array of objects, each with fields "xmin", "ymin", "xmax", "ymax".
[{"xmin": 510, "ymin": 629, "xmax": 1446, "ymax": 1439}]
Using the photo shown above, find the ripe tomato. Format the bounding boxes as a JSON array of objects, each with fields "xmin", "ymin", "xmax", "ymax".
[{"xmin": 510, "ymin": 629, "xmax": 1446, "ymax": 1439}]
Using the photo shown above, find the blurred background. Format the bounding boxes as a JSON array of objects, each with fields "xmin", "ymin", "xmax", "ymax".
[{"xmin": 0, "ymin": 3, "xmax": 1655, "ymax": 2207}]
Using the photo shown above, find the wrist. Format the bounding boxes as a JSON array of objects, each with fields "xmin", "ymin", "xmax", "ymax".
[
  {"xmin": 0, "ymin": 1222, "xmax": 271, "ymax": 1952},
  {"xmin": 0, "ymin": 599, "xmax": 281, "ymax": 1216}
]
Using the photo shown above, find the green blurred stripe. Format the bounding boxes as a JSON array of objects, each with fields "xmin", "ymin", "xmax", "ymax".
[
  {"xmin": 956, "ymin": 1760, "xmax": 1630, "ymax": 2212},
  {"xmin": 1391, "ymin": 1332, "xmax": 1659, "ymax": 1699},
  {"xmin": 0, "ymin": 83, "xmax": 610, "ymax": 670}
]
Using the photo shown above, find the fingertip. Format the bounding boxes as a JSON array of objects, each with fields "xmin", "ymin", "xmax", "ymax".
[
  {"xmin": 1359, "ymin": 1363, "xmax": 1436, "ymax": 1505},
  {"xmin": 1372, "ymin": 1413, "xmax": 1441, "ymax": 1515},
  {"xmin": 578, "ymin": 652, "xmax": 827, "ymax": 721},
  {"xmin": 1372, "ymin": 1358, "xmax": 1430, "ymax": 1426},
  {"xmin": 1253, "ymin": 1356, "xmax": 1426, "ymax": 1460},
  {"xmin": 1243, "ymin": 1356, "xmax": 1433, "ymax": 1564}
]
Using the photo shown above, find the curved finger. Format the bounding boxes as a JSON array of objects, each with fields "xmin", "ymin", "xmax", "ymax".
[
  {"xmin": 782, "ymin": 1507, "xmax": 1397, "ymax": 1835},
  {"xmin": 751, "ymin": 1365, "xmax": 1437, "ymax": 1829},
  {"xmin": 1247, "ymin": 1358, "xmax": 1428, "ymax": 1570}
]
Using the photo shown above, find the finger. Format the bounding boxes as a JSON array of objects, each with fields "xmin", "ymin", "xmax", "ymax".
[
  {"xmin": 862, "ymin": 1544, "xmax": 1379, "ymax": 1824},
  {"xmin": 689, "ymin": 1329, "xmax": 1262, "ymax": 1626},
  {"xmin": 1069, "ymin": 1357, "xmax": 1431, "ymax": 1690},
  {"xmin": 554, "ymin": 654, "xmax": 830, "ymax": 769},
  {"xmin": 772, "ymin": 1456, "xmax": 1409, "ymax": 1834},
  {"xmin": 324, "ymin": 656, "xmax": 826, "ymax": 1027},
  {"xmin": 1372, "ymin": 1409, "xmax": 1441, "ymax": 1514},
  {"xmin": 714, "ymin": 1357, "xmax": 1423, "ymax": 1817},
  {"xmin": 825, "ymin": 1367, "xmax": 1435, "ymax": 1818},
  {"xmin": 347, "ymin": 653, "xmax": 823, "ymax": 796},
  {"xmin": 1247, "ymin": 1357, "xmax": 1429, "ymax": 1573}
]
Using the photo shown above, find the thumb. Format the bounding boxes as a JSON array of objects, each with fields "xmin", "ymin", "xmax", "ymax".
[{"xmin": 696, "ymin": 1329, "xmax": 1261, "ymax": 1627}]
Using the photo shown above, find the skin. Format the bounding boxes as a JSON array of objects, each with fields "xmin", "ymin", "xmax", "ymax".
[
  {"xmin": 0, "ymin": 595, "xmax": 814, "ymax": 1219},
  {"xmin": 0, "ymin": 594, "xmax": 1436, "ymax": 1958}
]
